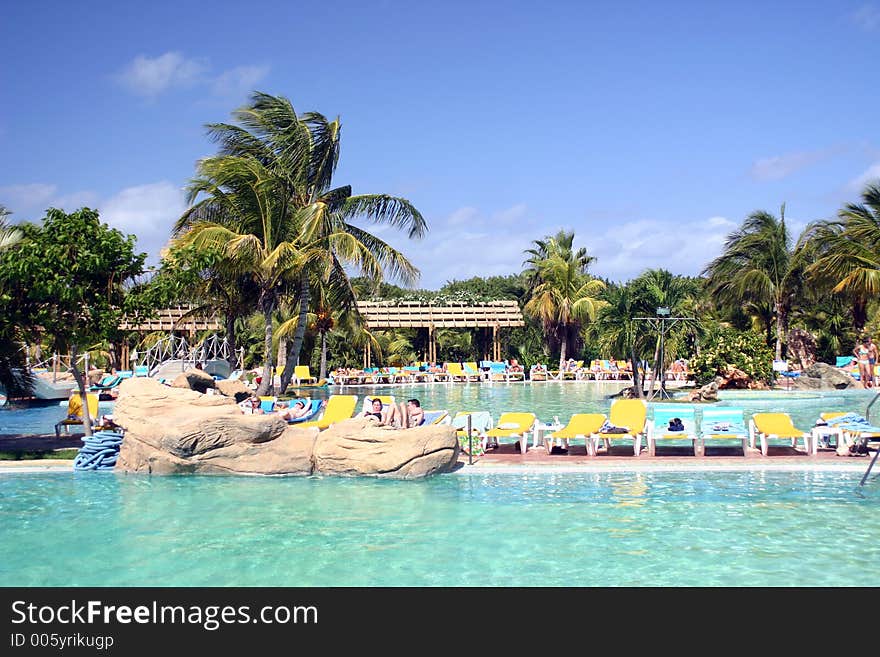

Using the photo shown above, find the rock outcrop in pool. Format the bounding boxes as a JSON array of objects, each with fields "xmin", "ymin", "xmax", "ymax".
[{"xmin": 112, "ymin": 378, "xmax": 459, "ymax": 479}]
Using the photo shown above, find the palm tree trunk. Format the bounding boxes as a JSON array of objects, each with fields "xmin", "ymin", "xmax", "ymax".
[
  {"xmin": 775, "ymin": 302, "xmax": 786, "ymax": 361},
  {"xmin": 558, "ymin": 331, "xmax": 567, "ymax": 372},
  {"xmin": 647, "ymin": 335, "xmax": 661, "ymax": 398},
  {"xmin": 853, "ymin": 298, "xmax": 868, "ymax": 333},
  {"xmin": 68, "ymin": 344, "xmax": 93, "ymax": 437},
  {"xmin": 280, "ymin": 274, "xmax": 310, "ymax": 393},
  {"xmin": 319, "ymin": 330, "xmax": 328, "ymax": 380},
  {"xmin": 225, "ymin": 312, "xmax": 237, "ymax": 368},
  {"xmin": 255, "ymin": 303, "xmax": 275, "ymax": 396},
  {"xmin": 631, "ymin": 345, "xmax": 644, "ymax": 399}
]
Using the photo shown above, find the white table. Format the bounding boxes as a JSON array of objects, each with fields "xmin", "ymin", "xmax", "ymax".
[
  {"xmin": 532, "ymin": 422, "xmax": 563, "ymax": 449},
  {"xmin": 811, "ymin": 426, "xmax": 842, "ymax": 454}
]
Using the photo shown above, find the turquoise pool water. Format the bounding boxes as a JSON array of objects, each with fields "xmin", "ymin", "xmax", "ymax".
[
  {"xmin": 1, "ymin": 469, "xmax": 877, "ymax": 586},
  {"xmin": 2, "ymin": 382, "xmax": 877, "ymax": 435},
  {"xmin": 0, "ymin": 400, "xmax": 115, "ymax": 435}
]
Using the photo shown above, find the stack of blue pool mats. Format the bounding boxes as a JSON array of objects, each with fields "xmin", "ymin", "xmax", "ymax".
[{"xmin": 73, "ymin": 430, "xmax": 124, "ymax": 471}]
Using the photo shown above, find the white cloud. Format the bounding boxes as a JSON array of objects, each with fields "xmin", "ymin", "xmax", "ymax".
[
  {"xmin": 0, "ymin": 183, "xmax": 58, "ymax": 213},
  {"xmin": 491, "ymin": 203, "xmax": 527, "ymax": 223},
  {"xmin": 52, "ymin": 190, "xmax": 101, "ymax": 211},
  {"xmin": 117, "ymin": 52, "xmax": 207, "ymax": 97},
  {"xmin": 99, "ymin": 181, "xmax": 185, "ymax": 262},
  {"xmin": 117, "ymin": 52, "xmax": 269, "ymax": 99},
  {"xmin": 849, "ymin": 162, "xmax": 880, "ymax": 190},
  {"xmin": 446, "ymin": 206, "xmax": 479, "ymax": 226},
  {"xmin": 212, "ymin": 65, "xmax": 270, "ymax": 97},
  {"xmin": 589, "ymin": 216, "xmax": 738, "ymax": 282},
  {"xmin": 749, "ymin": 150, "xmax": 827, "ymax": 181},
  {"xmin": 850, "ymin": 4, "xmax": 880, "ymax": 31}
]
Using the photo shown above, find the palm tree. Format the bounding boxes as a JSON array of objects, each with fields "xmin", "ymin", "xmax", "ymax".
[
  {"xmin": 0, "ymin": 205, "xmax": 29, "ymax": 398},
  {"xmin": 523, "ymin": 230, "xmax": 595, "ymax": 294},
  {"xmin": 174, "ymin": 154, "xmax": 306, "ymax": 394},
  {"xmin": 703, "ymin": 205, "xmax": 805, "ymax": 360},
  {"xmin": 152, "ymin": 243, "xmax": 258, "ymax": 367},
  {"xmin": 801, "ymin": 181, "xmax": 880, "ymax": 332},
  {"xmin": 203, "ymin": 93, "xmax": 427, "ymax": 392},
  {"xmin": 594, "ymin": 283, "xmax": 644, "ymax": 398},
  {"xmin": 523, "ymin": 249, "xmax": 605, "ymax": 370},
  {"xmin": 0, "ymin": 206, "xmax": 21, "ymax": 251},
  {"xmin": 631, "ymin": 269, "xmax": 699, "ymax": 395}
]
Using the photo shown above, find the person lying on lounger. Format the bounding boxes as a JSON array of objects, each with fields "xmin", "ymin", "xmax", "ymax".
[
  {"xmin": 275, "ymin": 400, "xmax": 312, "ymax": 421},
  {"xmin": 361, "ymin": 398, "xmax": 424, "ymax": 428}
]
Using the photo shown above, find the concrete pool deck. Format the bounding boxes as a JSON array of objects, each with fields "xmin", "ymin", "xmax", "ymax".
[
  {"xmin": 0, "ymin": 431, "xmax": 875, "ymax": 475},
  {"xmin": 459, "ymin": 441, "xmax": 877, "ymax": 472}
]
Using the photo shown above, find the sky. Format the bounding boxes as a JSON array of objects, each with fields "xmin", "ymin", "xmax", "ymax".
[{"xmin": 2, "ymin": 1, "xmax": 879, "ymax": 289}]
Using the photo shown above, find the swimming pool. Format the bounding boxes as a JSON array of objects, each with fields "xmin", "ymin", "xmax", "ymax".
[
  {"xmin": 0, "ymin": 400, "xmax": 115, "ymax": 435},
  {"xmin": 2, "ymin": 382, "xmax": 877, "ymax": 435},
  {"xmin": 0, "ymin": 469, "xmax": 876, "ymax": 586}
]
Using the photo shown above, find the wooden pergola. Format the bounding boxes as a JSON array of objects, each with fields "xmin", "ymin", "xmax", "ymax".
[
  {"xmin": 117, "ymin": 306, "xmax": 222, "ymax": 369},
  {"xmin": 357, "ymin": 300, "xmax": 525, "ymax": 365},
  {"xmin": 118, "ymin": 306, "xmax": 223, "ymax": 334}
]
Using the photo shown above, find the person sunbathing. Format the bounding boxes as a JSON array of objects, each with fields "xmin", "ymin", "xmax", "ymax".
[
  {"xmin": 360, "ymin": 398, "xmax": 392, "ymax": 424},
  {"xmin": 361, "ymin": 398, "xmax": 424, "ymax": 428},
  {"xmin": 276, "ymin": 400, "xmax": 312, "ymax": 421},
  {"xmin": 239, "ymin": 395, "xmax": 265, "ymax": 415}
]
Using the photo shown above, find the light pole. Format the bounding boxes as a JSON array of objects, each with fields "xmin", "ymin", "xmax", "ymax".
[{"xmin": 634, "ymin": 308, "xmax": 694, "ymax": 401}]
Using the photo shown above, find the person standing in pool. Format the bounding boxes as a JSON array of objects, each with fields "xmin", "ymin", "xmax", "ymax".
[{"xmin": 853, "ymin": 336, "xmax": 878, "ymax": 388}]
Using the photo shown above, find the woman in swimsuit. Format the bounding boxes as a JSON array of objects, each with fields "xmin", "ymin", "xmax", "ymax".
[{"xmin": 853, "ymin": 336, "xmax": 877, "ymax": 389}]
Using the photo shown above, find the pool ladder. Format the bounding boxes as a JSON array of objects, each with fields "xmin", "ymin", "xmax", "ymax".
[{"xmin": 859, "ymin": 392, "xmax": 880, "ymax": 486}]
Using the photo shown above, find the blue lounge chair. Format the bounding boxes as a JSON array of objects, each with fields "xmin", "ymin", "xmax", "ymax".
[
  {"xmin": 90, "ymin": 374, "xmax": 122, "ymax": 391},
  {"xmin": 287, "ymin": 399, "xmax": 324, "ymax": 424},
  {"xmin": 700, "ymin": 407, "xmax": 749, "ymax": 456},
  {"xmin": 259, "ymin": 396, "xmax": 277, "ymax": 413},
  {"xmin": 647, "ymin": 405, "xmax": 698, "ymax": 456}
]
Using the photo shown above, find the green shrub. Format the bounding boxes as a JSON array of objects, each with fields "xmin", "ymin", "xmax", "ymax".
[{"xmin": 690, "ymin": 324, "xmax": 774, "ymax": 384}]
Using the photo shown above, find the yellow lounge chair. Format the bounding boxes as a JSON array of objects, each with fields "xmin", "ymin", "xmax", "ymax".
[
  {"xmin": 546, "ymin": 413, "xmax": 606, "ymax": 453},
  {"xmin": 750, "ymin": 413, "xmax": 812, "ymax": 457},
  {"xmin": 482, "ymin": 412, "xmax": 537, "ymax": 454},
  {"xmin": 55, "ymin": 393, "xmax": 100, "ymax": 437},
  {"xmin": 447, "ymin": 362, "xmax": 481, "ymax": 382},
  {"xmin": 591, "ymin": 399, "xmax": 647, "ymax": 456},
  {"xmin": 464, "ymin": 362, "xmax": 485, "ymax": 381},
  {"xmin": 293, "ymin": 365, "xmax": 317, "ymax": 385},
  {"xmin": 297, "ymin": 395, "xmax": 358, "ymax": 430}
]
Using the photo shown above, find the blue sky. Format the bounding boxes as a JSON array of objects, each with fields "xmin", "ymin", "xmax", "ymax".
[{"xmin": 2, "ymin": 1, "xmax": 879, "ymax": 288}]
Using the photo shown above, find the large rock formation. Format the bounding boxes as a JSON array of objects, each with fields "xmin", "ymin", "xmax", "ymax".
[
  {"xmin": 171, "ymin": 368, "xmax": 216, "ymax": 394},
  {"xmin": 313, "ymin": 417, "xmax": 459, "ymax": 479},
  {"xmin": 215, "ymin": 378, "xmax": 252, "ymax": 402},
  {"xmin": 111, "ymin": 378, "xmax": 459, "ymax": 478},
  {"xmin": 688, "ymin": 381, "xmax": 718, "ymax": 402},
  {"xmin": 113, "ymin": 378, "xmax": 316, "ymax": 475},
  {"xmin": 713, "ymin": 367, "xmax": 769, "ymax": 390},
  {"xmin": 790, "ymin": 362, "xmax": 856, "ymax": 390}
]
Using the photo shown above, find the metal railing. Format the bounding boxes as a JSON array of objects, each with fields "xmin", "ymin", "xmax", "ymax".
[{"xmin": 859, "ymin": 391, "xmax": 880, "ymax": 486}]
